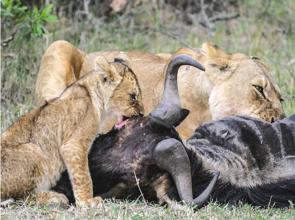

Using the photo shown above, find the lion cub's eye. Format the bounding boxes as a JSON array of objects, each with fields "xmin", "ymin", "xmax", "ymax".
[
  {"xmin": 253, "ymin": 85, "xmax": 266, "ymax": 98},
  {"xmin": 129, "ymin": 93, "xmax": 137, "ymax": 102}
]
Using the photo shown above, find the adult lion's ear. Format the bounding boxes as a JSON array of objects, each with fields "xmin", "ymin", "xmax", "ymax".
[
  {"xmin": 202, "ymin": 42, "xmax": 230, "ymax": 60},
  {"xmin": 201, "ymin": 42, "xmax": 232, "ymax": 72},
  {"xmin": 95, "ymin": 55, "xmax": 119, "ymax": 82}
]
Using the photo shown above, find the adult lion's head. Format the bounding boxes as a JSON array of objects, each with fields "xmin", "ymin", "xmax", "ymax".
[{"xmin": 202, "ymin": 42, "xmax": 284, "ymax": 122}]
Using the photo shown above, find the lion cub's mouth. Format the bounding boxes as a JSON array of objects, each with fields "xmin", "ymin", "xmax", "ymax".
[{"xmin": 115, "ymin": 115, "xmax": 130, "ymax": 129}]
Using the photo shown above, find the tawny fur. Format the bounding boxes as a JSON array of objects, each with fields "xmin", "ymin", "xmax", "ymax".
[
  {"xmin": 35, "ymin": 41, "xmax": 284, "ymax": 139},
  {"xmin": 35, "ymin": 40, "xmax": 86, "ymax": 105},
  {"xmin": 1, "ymin": 56, "xmax": 143, "ymax": 207}
]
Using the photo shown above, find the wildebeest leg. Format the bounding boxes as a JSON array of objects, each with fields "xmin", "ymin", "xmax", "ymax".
[
  {"xmin": 99, "ymin": 183, "xmax": 129, "ymax": 199},
  {"xmin": 151, "ymin": 173, "xmax": 173, "ymax": 205},
  {"xmin": 153, "ymin": 138, "xmax": 193, "ymax": 203}
]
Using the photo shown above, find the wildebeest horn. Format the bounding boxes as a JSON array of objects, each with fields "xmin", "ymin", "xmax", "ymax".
[
  {"xmin": 153, "ymin": 138, "xmax": 193, "ymax": 202},
  {"xmin": 153, "ymin": 138, "xmax": 219, "ymax": 206},
  {"xmin": 192, "ymin": 171, "xmax": 220, "ymax": 207},
  {"xmin": 150, "ymin": 55, "xmax": 205, "ymax": 126}
]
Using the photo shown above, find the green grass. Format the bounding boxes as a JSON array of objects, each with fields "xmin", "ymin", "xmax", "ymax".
[
  {"xmin": 1, "ymin": 0, "xmax": 295, "ymax": 219},
  {"xmin": 1, "ymin": 200, "xmax": 295, "ymax": 220}
]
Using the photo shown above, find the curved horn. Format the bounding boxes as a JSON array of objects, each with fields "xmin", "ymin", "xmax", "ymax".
[
  {"xmin": 192, "ymin": 171, "xmax": 220, "ymax": 207},
  {"xmin": 150, "ymin": 54, "xmax": 205, "ymax": 126},
  {"xmin": 153, "ymin": 138, "xmax": 219, "ymax": 207},
  {"xmin": 153, "ymin": 138, "xmax": 193, "ymax": 203}
]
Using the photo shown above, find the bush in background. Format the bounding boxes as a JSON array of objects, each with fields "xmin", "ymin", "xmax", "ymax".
[{"xmin": 1, "ymin": 0, "xmax": 57, "ymax": 46}]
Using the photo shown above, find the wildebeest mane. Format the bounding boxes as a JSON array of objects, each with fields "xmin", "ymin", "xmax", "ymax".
[
  {"xmin": 178, "ymin": 114, "xmax": 295, "ymax": 207},
  {"xmin": 186, "ymin": 115, "xmax": 295, "ymax": 187}
]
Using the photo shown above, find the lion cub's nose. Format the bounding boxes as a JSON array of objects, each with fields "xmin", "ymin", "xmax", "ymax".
[{"xmin": 138, "ymin": 105, "xmax": 144, "ymax": 116}]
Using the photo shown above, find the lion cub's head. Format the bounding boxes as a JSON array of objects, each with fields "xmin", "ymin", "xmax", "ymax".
[
  {"xmin": 202, "ymin": 42, "xmax": 284, "ymax": 122},
  {"xmin": 94, "ymin": 55, "xmax": 144, "ymax": 122}
]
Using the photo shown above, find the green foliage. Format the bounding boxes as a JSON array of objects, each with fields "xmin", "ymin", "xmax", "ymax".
[
  {"xmin": 27, "ymin": 4, "xmax": 57, "ymax": 37},
  {"xmin": 1, "ymin": 0, "xmax": 27, "ymax": 20},
  {"xmin": 1, "ymin": 0, "xmax": 57, "ymax": 39}
]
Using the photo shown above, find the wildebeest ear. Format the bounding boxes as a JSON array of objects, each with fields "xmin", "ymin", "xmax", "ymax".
[{"xmin": 173, "ymin": 108, "xmax": 190, "ymax": 127}]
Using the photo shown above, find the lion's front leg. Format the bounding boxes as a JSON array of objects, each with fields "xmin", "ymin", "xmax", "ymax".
[{"xmin": 60, "ymin": 139, "xmax": 102, "ymax": 208}]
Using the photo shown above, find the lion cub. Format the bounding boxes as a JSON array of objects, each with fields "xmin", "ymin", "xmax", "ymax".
[{"xmin": 0, "ymin": 55, "xmax": 143, "ymax": 207}]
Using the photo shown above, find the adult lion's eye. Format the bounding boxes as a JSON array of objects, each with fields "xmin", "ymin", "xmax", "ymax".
[
  {"xmin": 253, "ymin": 85, "xmax": 266, "ymax": 98},
  {"xmin": 220, "ymin": 64, "xmax": 229, "ymax": 71}
]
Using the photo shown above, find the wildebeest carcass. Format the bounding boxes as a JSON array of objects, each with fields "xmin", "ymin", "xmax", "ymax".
[
  {"xmin": 51, "ymin": 54, "xmax": 215, "ymax": 206},
  {"xmin": 52, "ymin": 55, "xmax": 295, "ymax": 208}
]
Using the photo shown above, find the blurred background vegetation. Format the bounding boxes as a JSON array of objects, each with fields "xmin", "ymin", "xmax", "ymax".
[{"xmin": 1, "ymin": 0, "xmax": 295, "ymax": 131}]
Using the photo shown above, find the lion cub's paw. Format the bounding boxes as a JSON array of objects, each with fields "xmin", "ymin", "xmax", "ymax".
[
  {"xmin": 77, "ymin": 196, "xmax": 103, "ymax": 208},
  {"xmin": 35, "ymin": 191, "xmax": 69, "ymax": 208}
]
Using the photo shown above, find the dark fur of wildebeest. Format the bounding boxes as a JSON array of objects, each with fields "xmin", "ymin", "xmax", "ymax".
[
  {"xmin": 52, "ymin": 55, "xmax": 295, "ymax": 208},
  {"xmin": 54, "ymin": 113, "xmax": 295, "ymax": 208},
  {"xmin": 52, "ymin": 54, "xmax": 215, "ymax": 206},
  {"xmin": 167, "ymin": 114, "xmax": 295, "ymax": 208}
]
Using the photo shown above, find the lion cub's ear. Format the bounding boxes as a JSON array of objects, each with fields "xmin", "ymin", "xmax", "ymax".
[
  {"xmin": 95, "ymin": 55, "xmax": 121, "ymax": 83},
  {"xmin": 95, "ymin": 55, "xmax": 111, "ymax": 72},
  {"xmin": 114, "ymin": 52, "xmax": 131, "ymax": 65},
  {"xmin": 114, "ymin": 52, "xmax": 133, "ymax": 75}
]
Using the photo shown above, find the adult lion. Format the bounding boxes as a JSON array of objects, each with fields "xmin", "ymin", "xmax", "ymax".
[{"xmin": 35, "ymin": 41, "xmax": 284, "ymax": 139}]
